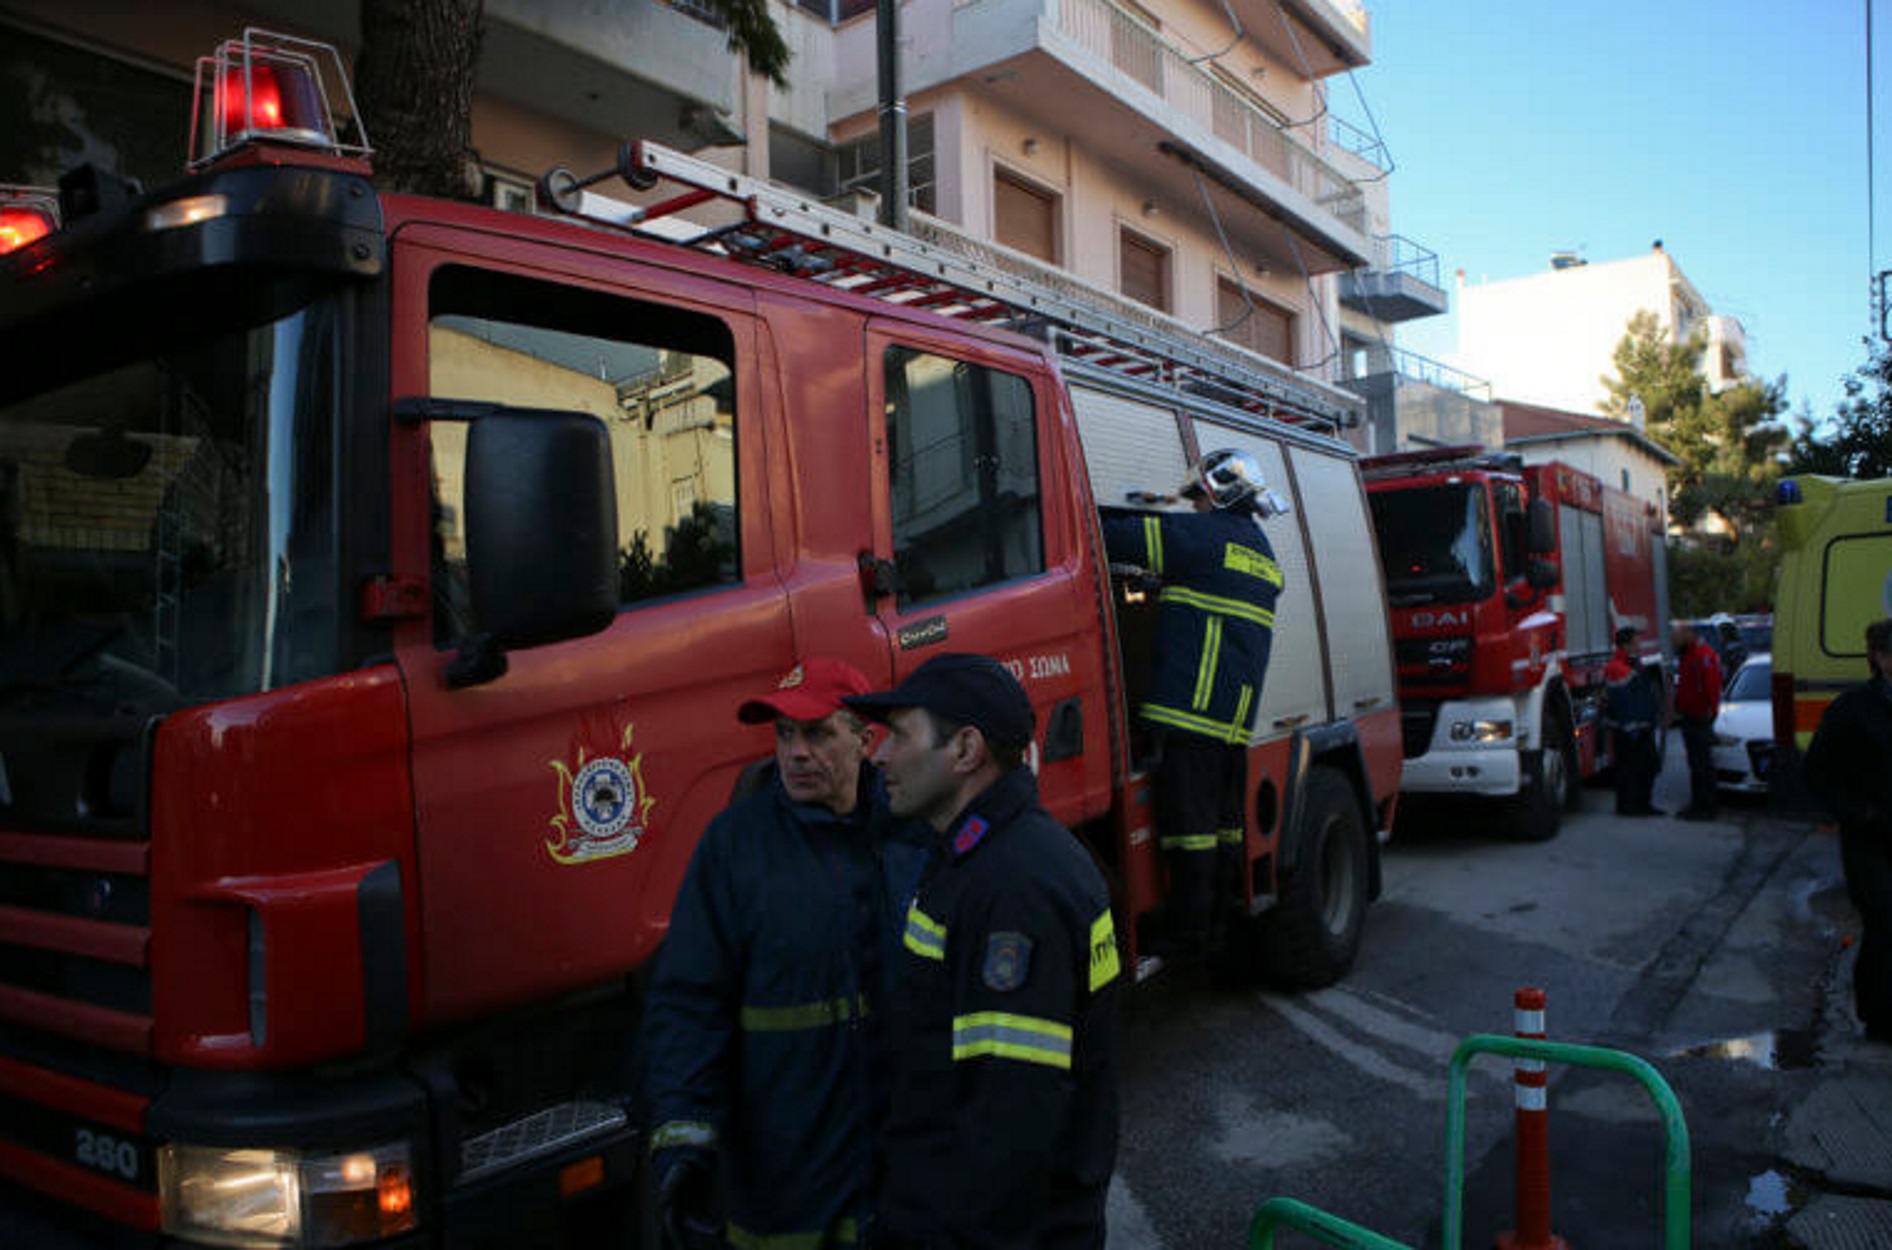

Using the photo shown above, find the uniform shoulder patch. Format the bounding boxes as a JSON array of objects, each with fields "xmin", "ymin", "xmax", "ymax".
[{"xmin": 982, "ymin": 931, "xmax": 1033, "ymax": 992}]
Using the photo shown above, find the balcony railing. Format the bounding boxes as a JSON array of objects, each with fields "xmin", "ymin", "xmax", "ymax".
[
  {"xmin": 1052, "ymin": 0, "xmax": 1367, "ymax": 235},
  {"xmin": 1327, "ymin": 115, "xmax": 1388, "ymax": 171},
  {"xmin": 1373, "ymin": 234, "xmax": 1440, "ymax": 289},
  {"xmin": 1390, "ymin": 346, "xmax": 1490, "ymax": 399}
]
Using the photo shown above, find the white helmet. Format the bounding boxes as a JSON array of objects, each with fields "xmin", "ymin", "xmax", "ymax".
[{"xmin": 1183, "ymin": 449, "xmax": 1265, "ymax": 510}]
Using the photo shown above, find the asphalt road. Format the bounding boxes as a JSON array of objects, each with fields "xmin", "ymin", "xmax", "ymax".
[{"xmin": 1107, "ymin": 735, "xmax": 1848, "ymax": 1249}]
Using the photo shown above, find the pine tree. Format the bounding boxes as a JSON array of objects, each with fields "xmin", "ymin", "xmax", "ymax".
[{"xmin": 1788, "ymin": 340, "xmax": 1892, "ymax": 479}]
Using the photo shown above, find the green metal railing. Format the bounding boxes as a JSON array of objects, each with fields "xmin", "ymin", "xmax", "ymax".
[
  {"xmin": 1249, "ymin": 1035, "xmax": 1691, "ymax": 1249},
  {"xmin": 1443, "ymin": 1035, "xmax": 1690, "ymax": 1250},
  {"xmin": 1249, "ymin": 1197, "xmax": 1414, "ymax": 1249}
]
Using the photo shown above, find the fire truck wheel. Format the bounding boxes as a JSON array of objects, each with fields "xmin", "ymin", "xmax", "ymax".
[
  {"xmin": 1254, "ymin": 767, "xmax": 1369, "ymax": 988},
  {"xmin": 1506, "ymin": 714, "xmax": 1574, "ymax": 842}
]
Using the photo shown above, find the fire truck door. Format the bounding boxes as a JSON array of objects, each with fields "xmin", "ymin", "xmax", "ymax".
[
  {"xmin": 391, "ymin": 233, "xmax": 793, "ymax": 1022},
  {"xmin": 863, "ymin": 324, "xmax": 1112, "ymax": 827}
]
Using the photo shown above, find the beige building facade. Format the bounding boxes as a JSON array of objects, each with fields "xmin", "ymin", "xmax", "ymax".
[{"xmin": 1457, "ymin": 245, "xmax": 1749, "ymax": 418}]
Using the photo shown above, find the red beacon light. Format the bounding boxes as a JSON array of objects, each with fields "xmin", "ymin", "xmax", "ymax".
[
  {"xmin": 0, "ymin": 186, "xmax": 59, "ymax": 256},
  {"xmin": 189, "ymin": 28, "xmax": 370, "ymax": 168}
]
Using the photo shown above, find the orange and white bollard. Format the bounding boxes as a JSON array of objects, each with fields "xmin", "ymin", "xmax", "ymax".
[{"xmin": 1495, "ymin": 987, "xmax": 1569, "ymax": 1250}]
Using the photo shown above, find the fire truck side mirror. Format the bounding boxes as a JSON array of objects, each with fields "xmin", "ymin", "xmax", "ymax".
[
  {"xmin": 1526, "ymin": 498, "xmax": 1555, "ymax": 555},
  {"xmin": 1525, "ymin": 557, "xmax": 1559, "ymax": 590},
  {"xmin": 462, "ymin": 407, "xmax": 620, "ymax": 657}
]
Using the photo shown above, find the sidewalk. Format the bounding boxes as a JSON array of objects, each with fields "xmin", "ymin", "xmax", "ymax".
[{"xmin": 1779, "ymin": 938, "xmax": 1892, "ymax": 1249}]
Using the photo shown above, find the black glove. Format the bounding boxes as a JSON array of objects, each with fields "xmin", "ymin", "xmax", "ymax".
[{"xmin": 655, "ymin": 1148, "xmax": 722, "ymax": 1250}]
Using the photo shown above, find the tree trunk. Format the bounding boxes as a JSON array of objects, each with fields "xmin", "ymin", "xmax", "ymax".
[{"xmin": 355, "ymin": 0, "xmax": 484, "ymax": 199}]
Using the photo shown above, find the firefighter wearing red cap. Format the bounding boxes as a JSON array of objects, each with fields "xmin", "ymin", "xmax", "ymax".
[
  {"xmin": 644, "ymin": 657, "xmax": 929, "ymax": 1250},
  {"xmin": 847, "ymin": 653, "xmax": 1122, "ymax": 1250}
]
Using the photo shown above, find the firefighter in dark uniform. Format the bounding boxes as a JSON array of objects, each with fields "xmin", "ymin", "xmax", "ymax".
[
  {"xmin": 845, "ymin": 654, "xmax": 1121, "ymax": 1250},
  {"xmin": 1804, "ymin": 618, "xmax": 1892, "ymax": 1041},
  {"xmin": 1101, "ymin": 448, "xmax": 1284, "ymax": 958},
  {"xmin": 644, "ymin": 657, "xmax": 929, "ymax": 1249}
]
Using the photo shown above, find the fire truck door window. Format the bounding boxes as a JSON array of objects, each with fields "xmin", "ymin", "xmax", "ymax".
[
  {"xmin": 1495, "ymin": 480, "xmax": 1525, "ymax": 582},
  {"xmin": 883, "ymin": 347, "xmax": 1043, "ymax": 609},
  {"xmin": 426, "ymin": 268, "xmax": 739, "ymax": 643}
]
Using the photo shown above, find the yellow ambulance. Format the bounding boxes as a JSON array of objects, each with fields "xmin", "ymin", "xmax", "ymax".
[{"xmin": 1772, "ymin": 475, "xmax": 1892, "ymax": 770}]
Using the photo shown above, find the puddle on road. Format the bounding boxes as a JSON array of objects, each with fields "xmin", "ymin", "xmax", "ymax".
[
  {"xmin": 1670, "ymin": 1028, "xmax": 1819, "ymax": 1070},
  {"xmin": 1745, "ymin": 1169, "xmax": 1792, "ymax": 1218}
]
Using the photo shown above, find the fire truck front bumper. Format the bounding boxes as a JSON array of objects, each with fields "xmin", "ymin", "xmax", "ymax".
[{"xmin": 1397, "ymin": 698, "xmax": 1524, "ymax": 797}]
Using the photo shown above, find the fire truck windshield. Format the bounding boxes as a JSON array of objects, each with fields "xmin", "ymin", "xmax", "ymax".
[
  {"xmin": 1370, "ymin": 482, "xmax": 1495, "ymax": 608},
  {"xmin": 0, "ymin": 297, "xmax": 340, "ymax": 713}
]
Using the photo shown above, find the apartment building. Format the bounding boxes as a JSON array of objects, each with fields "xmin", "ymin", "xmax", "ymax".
[
  {"xmin": 1458, "ymin": 243, "xmax": 1750, "ymax": 417},
  {"xmin": 2, "ymin": 0, "xmax": 1465, "ymax": 444}
]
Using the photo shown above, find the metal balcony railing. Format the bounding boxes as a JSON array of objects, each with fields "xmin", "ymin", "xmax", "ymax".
[
  {"xmin": 1373, "ymin": 234, "xmax": 1441, "ymax": 289},
  {"xmin": 1052, "ymin": 0, "xmax": 1367, "ymax": 236},
  {"xmin": 1327, "ymin": 114, "xmax": 1388, "ymax": 171},
  {"xmin": 1391, "ymin": 347, "xmax": 1490, "ymax": 399}
]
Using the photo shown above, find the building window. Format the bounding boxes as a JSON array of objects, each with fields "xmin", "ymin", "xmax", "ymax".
[
  {"xmin": 994, "ymin": 169, "xmax": 1058, "ymax": 264},
  {"xmin": 1622, "ymin": 468, "xmax": 1631, "ymax": 493},
  {"xmin": 836, "ymin": 113, "xmax": 936, "ymax": 214},
  {"xmin": 1216, "ymin": 277, "xmax": 1294, "ymax": 365},
  {"xmin": 0, "ymin": 23, "xmax": 191, "ymax": 187},
  {"xmin": 884, "ymin": 346, "xmax": 1043, "ymax": 608},
  {"xmin": 1119, "ymin": 229, "xmax": 1170, "ymax": 312},
  {"xmin": 427, "ymin": 267, "xmax": 740, "ymax": 641}
]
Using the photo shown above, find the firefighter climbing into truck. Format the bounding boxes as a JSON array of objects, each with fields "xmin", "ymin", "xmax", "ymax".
[{"xmin": 0, "ymin": 28, "xmax": 1400, "ymax": 1247}]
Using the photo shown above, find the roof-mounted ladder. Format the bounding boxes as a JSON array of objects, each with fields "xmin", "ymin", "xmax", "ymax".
[{"xmin": 538, "ymin": 141, "xmax": 1362, "ymax": 435}]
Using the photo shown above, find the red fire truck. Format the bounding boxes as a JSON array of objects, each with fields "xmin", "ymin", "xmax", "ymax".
[
  {"xmin": 1362, "ymin": 447, "xmax": 1668, "ymax": 841},
  {"xmin": 0, "ymin": 30, "xmax": 1400, "ymax": 1248}
]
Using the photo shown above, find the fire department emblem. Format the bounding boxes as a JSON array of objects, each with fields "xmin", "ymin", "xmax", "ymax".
[{"xmin": 547, "ymin": 722, "xmax": 654, "ymax": 865}]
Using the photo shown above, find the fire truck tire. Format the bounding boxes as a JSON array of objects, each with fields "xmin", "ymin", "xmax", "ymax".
[
  {"xmin": 1506, "ymin": 714, "xmax": 1574, "ymax": 842},
  {"xmin": 1254, "ymin": 768, "xmax": 1369, "ymax": 988}
]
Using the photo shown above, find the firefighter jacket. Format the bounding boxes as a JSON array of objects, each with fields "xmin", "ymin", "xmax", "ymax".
[
  {"xmin": 1603, "ymin": 648, "xmax": 1659, "ymax": 731},
  {"xmin": 1101, "ymin": 508, "xmax": 1283, "ymax": 744},
  {"xmin": 880, "ymin": 767, "xmax": 1122, "ymax": 1250},
  {"xmin": 644, "ymin": 765, "xmax": 929, "ymax": 1248}
]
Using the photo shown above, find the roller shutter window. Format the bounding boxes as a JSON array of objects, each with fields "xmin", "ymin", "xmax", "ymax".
[
  {"xmin": 1216, "ymin": 277, "xmax": 1294, "ymax": 366},
  {"xmin": 995, "ymin": 170, "xmax": 1058, "ymax": 265},
  {"xmin": 1120, "ymin": 229, "xmax": 1170, "ymax": 313}
]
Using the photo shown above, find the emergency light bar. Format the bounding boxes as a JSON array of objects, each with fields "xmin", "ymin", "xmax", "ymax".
[
  {"xmin": 0, "ymin": 185, "xmax": 59, "ymax": 255},
  {"xmin": 189, "ymin": 29, "xmax": 370, "ymax": 168}
]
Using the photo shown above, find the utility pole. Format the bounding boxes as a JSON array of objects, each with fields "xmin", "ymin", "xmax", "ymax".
[{"xmin": 876, "ymin": 0, "xmax": 909, "ymax": 231}]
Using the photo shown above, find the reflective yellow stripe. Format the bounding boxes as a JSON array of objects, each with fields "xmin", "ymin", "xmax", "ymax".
[
  {"xmin": 1223, "ymin": 542, "xmax": 1283, "ymax": 586},
  {"xmin": 1193, "ymin": 617, "xmax": 1221, "ymax": 711},
  {"xmin": 1089, "ymin": 911, "xmax": 1121, "ymax": 992},
  {"xmin": 1142, "ymin": 701, "xmax": 1249, "ymax": 741},
  {"xmin": 739, "ymin": 994, "xmax": 869, "ymax": 1032},
  {"xmin": 904, "ymin": 902, "xmax": 946, "ymax": 961},
  {"xmin": 1229, "ymin": 684, "xmax": 1254, "ymax": 745},
  {"xmin": 952, "ymin": 1011, "xmax": 1073, "ymax": 1070},
  {"xmin": 728, "ymin": 1217, "xmax": 859, "ymax": 1249},
  {"xmin": 1216, "ymin": 825, "xmax": 1245, "ymax": 846},
  {"xmin": 1160, "ymin": 833, "xmax": 1219, "ymax": 852},
  {"xmin": 650, "ymin": 1120, "xmax": 718, "ymax": 1152},
  {"xmin": 1143, "ymin": 515, "xmax": 1164, "ymax": 575},
  {"xmin": 1161, "ymin": 585, "xmax": 1276, "ymax": 627}
]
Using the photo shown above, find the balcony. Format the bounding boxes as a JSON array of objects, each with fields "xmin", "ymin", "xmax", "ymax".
[
  {"xmin": 1220, "ymin": 0, "xmax": 1371, "ymax": 80},
  {"xmin": 241, "ymin": 0, "xmax": 742, "ymax": 150},
  {"xmin": 1340, "ymin": 234, "xmax": 1448, "ymax": 322},
  {"xmin": 834, "ymin": 0, "xmax": 1373, "ymax": 274},
  {"xmin": 1342, "ymin": 346, "xmax": 1501, "ymax": 455}
]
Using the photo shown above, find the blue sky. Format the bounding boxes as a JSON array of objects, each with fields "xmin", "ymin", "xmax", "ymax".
[{"xmin": 1342, "ymin": 0, "xmax": 1876, "ymax": 424}]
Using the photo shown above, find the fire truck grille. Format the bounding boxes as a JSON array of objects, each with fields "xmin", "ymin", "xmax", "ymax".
[
  {"xmin": 1400, "ymin": 705, "xmax": 1439, "ymax": 759},
  {"xmin": 0, "ymin": 713, "xmax": 157, "ymax": 1071}
]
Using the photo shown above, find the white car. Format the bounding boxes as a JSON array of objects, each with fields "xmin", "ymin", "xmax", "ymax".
[{"xmin": 1712, "ymin": 654, "xmax": 1773, "ymax": 794}]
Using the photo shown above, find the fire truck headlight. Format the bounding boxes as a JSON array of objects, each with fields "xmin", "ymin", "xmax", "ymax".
[
  {"xmin": 1448, "ymin": 718, "xmax": 1513, "ymax": 744},
  {"xmin": 159, "ymin": 1141, "xmax": 417, "ymax": 1247}
]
